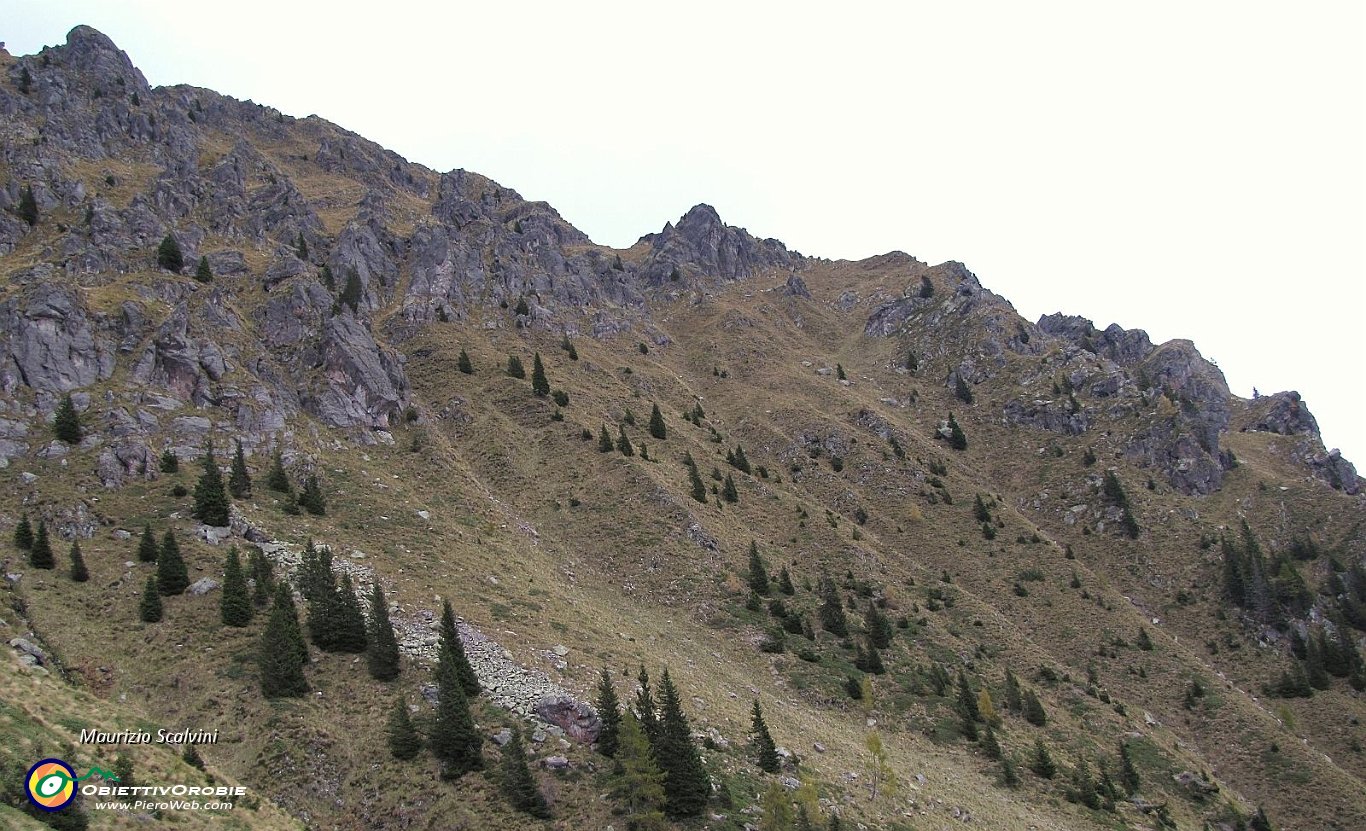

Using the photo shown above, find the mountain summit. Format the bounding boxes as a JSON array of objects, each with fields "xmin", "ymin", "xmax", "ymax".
[{"xmin": 0, "ymin": 27, "xmax": 1362, "ymax": 831}]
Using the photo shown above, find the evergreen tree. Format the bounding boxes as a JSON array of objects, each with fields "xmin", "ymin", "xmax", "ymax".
[
  {"xmin": 613, "ymin": 711, "xmax": 668, "ymax": 830},
  {"xmin": 818, "ymin": 577, "xmax": 849, "ymax": 636},
  {"xmin": 617, "ymin": 425, "xmax": 635, "ymax": 456},
  {"xmin": 760, "ymin": 779, "xmax": 795, "ymax": 831},
  {"xmin": 63, "ymin": 539, "xmax": 87, "ymax": 582},
  {"xmin": 947, "ymin": 412, "xmax": 967, "ymax": 451},
  {"xmin": 1022, "ymin": 688, "xmax": 1048, "ymax": 726},
  {"xmin": 139, "ymin": 576, "xmax": 163, "ymax": 622},
  {"xmin": 500, "ymin": 730, "xmax": 550, "ymax": 818},
  {"xmin": 1000, "ymin": 755, "xmax": 1020, "ymax": 787},
  {"xmin": 981, "ymin": 723, "xmax": 1002, "ymax": 759},
  {"xmin": 295, "ymin": 232, "xmax": 308, "ymax": 261},
  {"xmin": 1030, "ymin": 738, "xmax": 1057, "ymax": 778},
  {"xmin": 595, "ymin": 666, "xmax": 622, "ymax": 758},
  {"xmin": 865, "ymin": 603, "xmax": 893, "ymax": 649},
  {"xmin": 1068, "ymin": 757, "xmax": 1100, "ymax": 809},
  {"xmin": 259, "ymin": 583, "xmax": 308, "ymax": 698},
  {"xmin": 1118, "ymin": 740, "xmax": 1140, "ymax": 795},
  {"xmin": 721, "ymin": 473, "xmax": 739, "ymax": 503},
  {"xmin": 192, "ymin": 440, "xmax": 231, "ymax": 527},
  {"xmin": 835, "ymin": 364, "xmax": 846, "ymax": 381},
  {"xmin": 1249, "ymin": 806, "xmax": 1275, "ymax": 831},
  {"xmin": 367, "ymin": 581, "xmax": 401, "ymax": 680},
  {"xmin": 157, "ymin": 234, "xmax": 184, "ymax": 272},
  {"xmin": 265, "ymin": 450, "xmax": 292, "ymax": 494},
  {"xmin": 635, "ymin": 665, "xmax": 661, "ymax": 746},
  {"xmin": 220, "ymin": 547, "xmax": 252, "ymax": 627},
  {"xmin": 748, "ymin": 541, "xmax": 771, "ymax": 595},
  {"xmin": 728, "ymin": 445, "xmax": 752, "ymax": 474},
  {"xmin": 506, "ymin": 355, "xmax": 526, "ymax": 378},
  {"xmin": 431, "ymin": 641, "xmax": 483, "ymax": 778},
  {"xmin": 249, "ymin": 546, "xmax": 274, "ymax": 607},
  {"xmin": 13, "ymin": 513, "xmax": 33, "ymax": 550},
  {"xmin": 29, "ymin": 520, "xmax": 54, "ymax": 569},
  {"xmin": 18, "ymin": 184, "xmax": 38, "ymax": 226},
  {"xmin": 182, "ymin": 743, "xmax": 205, "ymax": 771},
  {"xmin": 53, "ymin": 394, "xmax": 82, "ymax": 444},
  {"xmin": 655, "ymin": 669, "xmax": 710, "ymax": 817},
  {"xmin": 686, "ymin": 452, "xmax": 707, "ymax": 503},
  {"xmin": 648, "ymin": 403, "xmax": 667, "ymax": 439},
  {"xmin": 228, "ymin": 440, "xmax": 252, "ymax": 499},
  {"xmin": 160, "ymin": 448, "xmax": 179, "ymax": 472},
  {"xmin": 598, "ymin": 424, "xmax": 615, "ymax": 453},
  {"xmin": 298, "ymin": 474, "xmax": 326, "ymax": 515},
  {"xmin": 1003, "ymin": 667, "xmax": 1023, "ymax": 713},
  {"xmin": 439, "ymin": 599, "xmax": 481, "ymax": 696},
  {"xmin": 529, "ymin": 352, "xmax": 550, "ymax": 397},
  {"xmin": 955, "ymin": 373, "xmax": 975, "ymax": 405},
  {"xmin": 457, "ymin": 348, "xmax": 473, "ymax": 374},
  {"xmin": 905, "ymin": 350, "xmax": 919, "ymax": 373},
  {"xmin": 919, "ymin": 275, "xmax": 935, "ymax": 298},
  {"xmin": 778, "ymin": 566, "xmax": 795, "ymax": 595},
  {"xmin": 157, "ymin": 529, "xmax": 189, "ymax": 595},
  {"xmin": 751, "ymin": 699, "xmax": 780, "ymax": 773},
  {"xmin": 387, "ymin": 698, "xmax": 422, "ymax": 760},
  {"xmin": 340, "ymin": 268, "xmax": 362, "ymax": 313},
  {"xmin": 137, "ymin": 523, "xmax": 158, "ymax": 563},
  {"xmin": 194, "ymin": 255, "xmax": 213, "ymax": 283},
  {"xmin": 957, "ymin": 670, "xmax": 981, "ymax": 723}
]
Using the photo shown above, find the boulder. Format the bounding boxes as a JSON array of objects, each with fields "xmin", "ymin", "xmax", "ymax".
[{"xmin": 534, "ymin": 694, "xmax": 601, "ymax": 744}]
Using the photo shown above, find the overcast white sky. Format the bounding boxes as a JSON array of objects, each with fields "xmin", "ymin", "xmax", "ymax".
[{"xmin": 6, "ymin": 2, "xmax": 1364, "ymax": 466}]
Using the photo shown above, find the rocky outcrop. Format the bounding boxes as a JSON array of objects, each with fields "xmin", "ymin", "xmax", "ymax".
[
  {"xmin": 1037, "ymin": 314, "xmax": 1155, "ymax": 366},
  {"xmin": 305, "ymin": 313, "xmax": 408, "ymax": 430},
  {"xmin": 130, "ymin": 303, "xmax": 230, "ymax": 406},
  {"xmin": 0, "ymin": 285, "xmax": 114, "ymax": 397},
  {"xmin": 637, "ymin": 204, "xmax": 802, "ymax": 286},
  {"xmin": 1243, "ymin": 391, "xmax": 1319, "ymax": 437}
]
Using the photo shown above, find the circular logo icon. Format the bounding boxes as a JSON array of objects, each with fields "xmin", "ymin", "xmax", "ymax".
[{"xmin": 26, "ymin": 758, "xmax": 77, "ymax": 811}]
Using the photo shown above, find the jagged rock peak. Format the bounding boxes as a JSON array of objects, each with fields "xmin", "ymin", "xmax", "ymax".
[
  {"xmin": 637, "ymin": 204, "xmax": 803, "ymax": 286},
  {"xmin": 51, "ymin": 26, "xmax": 150, "ymax": 91}
]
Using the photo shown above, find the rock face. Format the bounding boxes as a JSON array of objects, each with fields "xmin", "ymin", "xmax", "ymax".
[
  {"xmin": 534, "ymin": 695, "xmax": 602, "ymax": 744},
  {"xmin": 636, "ymin": 204, "xmax": 803, "ymax": 286},
  {"xmin": 0, "ymin": 285, "xmax": 114, "ymax": 397}
]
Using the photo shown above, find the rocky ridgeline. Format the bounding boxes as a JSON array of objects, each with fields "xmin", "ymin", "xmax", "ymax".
[{"xmin": 250, "ymin": 535, "xmax": 598, "ymax": 745}]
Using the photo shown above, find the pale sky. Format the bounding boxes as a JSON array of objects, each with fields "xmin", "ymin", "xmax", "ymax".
[{"xmin": 5, "ymin": 2, "xmax": 1364, "ymax": 468}]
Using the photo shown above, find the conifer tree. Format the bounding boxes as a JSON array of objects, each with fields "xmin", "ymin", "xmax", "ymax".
[
  {"xmin": 617, "ymin": 425, "xmax": 635, "ymax": 456},
  {"xmin": 685, "ymin": 452, "xmax": 707, "ymax": 503},
  {"xmin": 635, "ymin": 665, "xmax": 660, "ymax": 746},
  {"xmin": 1118, "ymin": 740, "xmax": 1140, "ymax": 795},
  {"xmin": 529, "ymin": 351, "xmax": 550, "ymax": 396},
  {"xmin": 836, "ymin": 364, "xmax": 846, "ymax": 381},
  {"xmin": 1031, "ymin": 738, "xmax": 1057, "ymax": 778},
  {"xmin": 905, "ymin": 350, "xmax": 919, "ymax": 373},
  {"xmin": 157, "ymin": 234, "xmax": 184, "ymax": 272},
  {"xmin": 340, "ymin": 268, "xmax": 362, "ymax": 313},
  {"xmin": 865, "ymin": 603, "xmax": 893, "ymax": 649},
  {"xmin": 721, "ymin": 473, "xmax": 739, "ymax": 503},
  {"xmin": 139, "ymin": 576, "xmax": 163, "ymax": 623},
  {"xmin": 193, "ymin": 440, "xmax": 231, "ymax": 527},
  {"xmin": 648, "ymin": 403, "xmax": 667, "ymax": 439},
  {"xmin": 249, "ymin": 546, "xmax": 274, "ymax": 607},
  {"xmin": 748, "ymin": 541, "xmax": 770, "ymax": 595},
  {"xmin": 818, "ymin": 576, "xmax": 849, "ymax": 636},
  {"xmin": 431, "ymin": 641, "xmax": 483, "ymax": 778},
  {"xmin": 18, "ymin": 184, "xmax": 38, "ymax": 226},
  {"xmin": 160, "ymin": 448, "xmax": 179, "ymax": 473},
  {"xmin": 68, "ymin": 540, "xmax": 89, "ymax": 583},
  {"xmin": 760, "ymin": 779, "xmax": 795, "ymax": 831},
  {"xmin": 387, "ymin": 698, "xmax": 422, "ymax": 760},
  {"xmin": 751, "ymin": 699, "xmax": 780, "ymax": 773},
  {"xmin": 220, "ymin": 547, "xmax": 252, "ymax": 627},
  {"xmin": 367, "ymin": 581, "xmax": 401, "ymax": 681},
  {"xmin": 457, "ymin": 348, "xmax": 473, "ymax": 374},
  {"xmin": 182, "ymin": 743, "xmax": 205, "ymax": 771},
  {"xmin": 981, "ymin": 723, "xmax": 1002, "ymax": 759},
  {"xmin": 595, "ymin": 666, "xmax": 622, "ymax": 758},
  {"xmin": 194, "ymin": 255, "xmax": 212, "ymax": 283},
  {"xmin": 1000, "ymin": 755, "xmax": 1020, "ymax": 787},
  {"xmin": 259, "ymin": 583, "xmax": 308, "ymax": 698},
  {"xmin": 157, "ymin": 529, "xmax": 189, "ymax": 595},
  {"xmin": 947, "ymin": 412, "xmax": 967, "ymax": 451},
  {"xmin": 137, "ymin": 523, "xmax": 158, "ymax": 563},
  {"xmin": 265, "ymin": 450, "xmax": 292, "ymax": 494},
  {"xmin": 228, "ymin": 440, "xmax": 251, "ymax": 499},
  {"xmin": 598, "ymin": 424, "xmax": 615, "ymax": 453},
  {"xmin": 1249, "ymin": 806, "xmax": 1275, "ymax": 831},
  {"xmin": 500, "ymin": 730, "xmax": 550, "ymax": 818},
  {"xmin": 439, "ymin": 599, "xmax": 481, "ymax": 696},
  {"xmin": 1023, "ymin": 688, "xmax": 1048, "ymax": 726},
  {"xmin": 1003, "ymin": 667, "xmax": 1023, "ymax": 713},
  {"xmin": 955, "ymin": 373, "xmax": 975, "ymax": 405},
  {"xmin": 53, "ymin": 394, "xmax": 82, "ymax": 444},
  {"xmin": 295, "ymin": 232, "xmax": 308, "ymax": 261},
  {"xmin": 298, "ymin": 474, "xmax": 326, "ymax": 515},
  {"xmin": 298, "ymin": 539, "xmax": 332, "ymax": 602},
  {"xmin": 613, "ymin": 711, "xmax": 668, "ymax": 830},
  {"xmin": 778, "ymin": 566, "xmax": 795, "ymax": 595},
  {"xmin": 28, "ymin": 519, "xmax": 53, "ymax": 569},
  {"xmin": 957, "ymin": 669, "xmax": 981, "ymax": 727},
  {"xmin": 656, "ymin": 669, "xmax": 710, "ymax": 817},
  {"xmin": 506, "ymin": 355, "xmax": 526, "ymax": 378},
  {"xmin": 13, "ymin": 513, "xmax": 33, "ymax": 550}
]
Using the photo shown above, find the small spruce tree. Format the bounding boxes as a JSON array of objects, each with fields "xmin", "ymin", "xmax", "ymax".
[
  {"xmin": 340, "ymin": 268, "xmax": 363, "ymax": 313},
  {"xmin": 686, "ymin": 452, "xmax": 707, "ymax": 503},
  {"xmin": 387, "ymin": 698, "xmax": 422, "ymax": 760},
  {"xmin": 596, "ymin": 667, "xmax": 622, "ymax": 758},
  {"xmin": 30, "ymin": 520, "xmax": 54, "ymax": 569},
  {"xmin": 1031, "ymin": 738, "xmax": 1057, "ymax": 779},
  {"xmin": 68, "ymin": 539, "xmax": 89, "ymax": 583},
  {"xmin": 139, "ymin": 576, "xmax": 163, "ymax": 623},
  {"xmin": 751, "ymin": 699, "xmax": 780, "ymax": 773},
  {"xmin": 748, "ymin": 542, "xmax": 770, "ymax": 595},
  {"xmin": 157, "ymin": 234, "xmax": 184, "ymax": 272},
  {"xmin": 656, "ymin": 669, "xmax": 710, "ymax": 817},
  {"xmin": 613, "ymin": 711, "xmax": 668, "ymax": 830},
  {"xmin": 259, "ymin": 583, "xmax": 308, "ymax": 698},
  {"xmin": 457, "ymin": 348, "xmax": 473, "ymax": 374},
  {"xmin": 818, "ymin": 577, "xmax": 849, "ymax": 636},
  {"xmin": 648, "ymin": 403, "xmax": 667, "ymax": 439},
  {"xmin": 617, "ymin": 425, "xmax": 635, "ymax": 456},
  {"xmin": 367, "ymin": 581, "xmax": 401, "ymax": 681},
  {"xmin": 53, "ymin": 394, "xmax": 82, "ymax": 444},
  {"xmin": 265, "ymin": 450, "xmax": 291, "ymax": 494},
  {"xmin": 18, "ymin": 184, "xmax": 39, "ymax": 226},
  {"xmin": 778, "ymin": 566, "xmax": 795, "ymax": 595},
  {"xmin": 506, "ymin": 355, "xmax": 526, "ymax": 378},
  {"xmin": 721, "ymin": 473, "xmax": 739, "ymax": 503},
  {"xmin": 194, "ymin": 255, "xmax": 213, "ymax": 283},
  {"xmin": 947, "ymin": 412, "xmax": 967, "ymax": 451},
  {"xmin": 157, "ymin": 529, "xmax": 189, "ymax": 595},
  {"xmin": 228, "ymin": 440, "xmax": 252, "ymax": 499},
  {"xmin": 220, "ymin": 547, "xmax": 252, "ymax": 627},
  {"xmin": 249, "ymin": 546, "xmax": 274, "ymax": 607},
  {"xmin": 598, "ymin": 424, "xmax": 615, "ymax": 453},
  {"xmin": 298, "ymin": 474, "xmax": 326, "ymax": 515},
  {"xmin": 1118, "ymin": 740, "xmax": 1140, "ymax": 795},
  {"xmin": 182, "ymin": 743, "xmax": 205, "ymax": 771},
  {"xmin": 137, "ymin": 523, "xmax": 158, "ymax": 563},
  {"xmin": 635, "ymin": 665, "xmax": 661, "ymax": 746},
  {"xmin": 1022, "ymin": 688, "xmax": 1048, "ymax": 727},
  {"xmin": 13, "ymin": 513, "xmax": 33, "ymax": 550},
  {"xmin": 192, "ymin": 440, "xmax": 231, "ymax": 527},
  {"xmin": 431, "ymin": 642, "xmax": 483, "ymax": 778},
  {"xmin": 530, "ymin": 352, "xmax": 550, "ymax": 396},
  {"xmin": 159, "ymin": 449, "xmax": 179, "ymax": 473},
  {"xmin": 500, "ymin": 730, "xmax": 550, "ymax": 818},
  {"xmin": 439, "ymin": 599, "xmax": 481, "ymax": 696}
]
